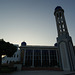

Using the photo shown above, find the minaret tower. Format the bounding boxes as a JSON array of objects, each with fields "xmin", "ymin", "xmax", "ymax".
[{"xmin": 54, "ymin": 6, "xmax": 75, "ymax": 71}]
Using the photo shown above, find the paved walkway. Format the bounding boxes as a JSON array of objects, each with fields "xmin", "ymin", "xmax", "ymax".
[{"xmin": 0, "ymin": 71, "xmax": 75, "ymax": 75}]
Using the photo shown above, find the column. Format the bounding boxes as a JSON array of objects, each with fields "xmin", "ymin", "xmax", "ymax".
[
  {"xmin": 23, "ymin": 49, "xmax": 26, "ymax": 65},
  {"xmin": 56, "ymin": 50, "xmax": 58, "ymax": 64},
  {"xmin": 32, "ymin": 49, "xmax": 34, "ymax": 67},
  {"xmin": 41, "ymin": 50, "xmax": 42, "ymax": 67},
  {"xmin": 48, "ymin": 50, "xmax": 50, "ymax": 66}
]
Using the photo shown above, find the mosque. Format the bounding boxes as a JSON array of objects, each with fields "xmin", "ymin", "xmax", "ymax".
[{"xmin": 2, "ymin": 6, "xmax": 75, "ymax": 71}]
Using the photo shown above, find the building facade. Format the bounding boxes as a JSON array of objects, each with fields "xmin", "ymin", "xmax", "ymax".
[{"xmin": 20, "ymin": 42, "xmax": 58, "ymax": 67}]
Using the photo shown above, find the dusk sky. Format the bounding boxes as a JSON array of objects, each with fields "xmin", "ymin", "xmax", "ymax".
[{"xmin": 0, "ymin": 0, "xmax": 75, "ymax": 46}]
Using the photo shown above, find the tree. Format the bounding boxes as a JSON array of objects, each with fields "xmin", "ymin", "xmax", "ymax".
[{"xmin": 0, "ymin": 39, "xmax": 17, "ymax": 66}]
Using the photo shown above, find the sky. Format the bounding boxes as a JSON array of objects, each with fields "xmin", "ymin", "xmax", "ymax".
[{"xmin": 0, "ymin": 0, "xmax": 75, "ymax": 46}]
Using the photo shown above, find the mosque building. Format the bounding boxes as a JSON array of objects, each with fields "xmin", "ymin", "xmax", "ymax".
[{"xmin": 2, "ymin": 6, "xmax": 75, "ymax": 71}]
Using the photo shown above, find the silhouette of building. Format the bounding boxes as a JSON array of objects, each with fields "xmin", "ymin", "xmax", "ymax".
[
  {"xmin": 2, "ymin": 6, "xmax": 75, "ymax": 71},
  {"xmin": 54, "ymin": 6, "xmax": 75, "ymax": 71},
  {"xmin": 20, "ymin": 42, "xmax": 58, "ymax": 68}
]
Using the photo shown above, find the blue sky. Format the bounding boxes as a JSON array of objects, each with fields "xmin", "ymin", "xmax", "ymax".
[{"xmin": 0, "ymin": 0, "xmax": 75, "ymax": 46}]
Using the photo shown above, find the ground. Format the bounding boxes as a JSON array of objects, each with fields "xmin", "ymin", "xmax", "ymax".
[{"xmin": 0, "ymin": 71, "xmax": 75, "ymax": 75}]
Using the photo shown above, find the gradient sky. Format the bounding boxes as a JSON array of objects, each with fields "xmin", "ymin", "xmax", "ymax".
[{"xmin": 0, "ymin": 0, "xmax": 75, "ymax": 46}]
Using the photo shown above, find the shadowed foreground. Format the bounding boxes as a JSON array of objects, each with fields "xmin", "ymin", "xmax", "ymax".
[{"xmin": 0, "ymin": 71, "xmax": 75, "ymax": 75}]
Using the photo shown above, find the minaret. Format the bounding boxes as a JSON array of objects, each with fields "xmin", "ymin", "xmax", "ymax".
[{"xmin": 54, "ymin": 6, "xmax": 75, "ymax": 71}]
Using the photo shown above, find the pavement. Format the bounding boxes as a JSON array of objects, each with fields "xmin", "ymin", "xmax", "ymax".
[{"xmin": 0, "ymin": 70, "xmax": 75, "ymax": 75}]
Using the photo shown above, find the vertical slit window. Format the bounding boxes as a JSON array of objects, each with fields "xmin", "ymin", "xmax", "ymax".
[
  {"xmin": 57, "ymin": 13, "xmax": 59, "ymax": 17},
  {"xmin": 61, "ymin": 16, "xmax": 62, "ymax": 19},
  {"xmin": 59, "ymin": 25, "xmax": 61, "ymax": 29},
  {"xmin": 63, "ymin": 29, "xmax": 65, "ymax": 32},
  {"xmin": 59, "ymin": 12, "xmax": 61, "ymax": 17},
  {"xmin": 62, "ymin": 24, "xmax": 64, "ymax": 28},
  {"xmin": 58, "ymin": 18, "xmax": 60, "ymax": 23},
  {"xmin": 60, "ymin": 29, "xmax": 62, "ymax": 32}
]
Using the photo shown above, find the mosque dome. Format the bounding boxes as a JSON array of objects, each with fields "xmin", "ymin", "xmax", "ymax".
[
  {"xmin": 21, "ymin": 41, "xmax": 26, "ymax": 46},
  {"xmin": 54, "ymin": 43, "xmax": 58, "ymax": 47},
  {"xmin": 55, "ymin": 6, "xmax": 62, "ymax": 11}
]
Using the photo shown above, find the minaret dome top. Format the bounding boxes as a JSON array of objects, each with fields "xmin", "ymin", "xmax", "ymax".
[
  {"xmin": 21, "ymin": 41, "xmax": 27, "ymax": 46},
  {"xmin": 55, "ymin": 6, "xmax": 62, "ymax": 11},
  {"xmin": 54, "ymin": 6, "xmax": 64, "ymax": 15}
]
